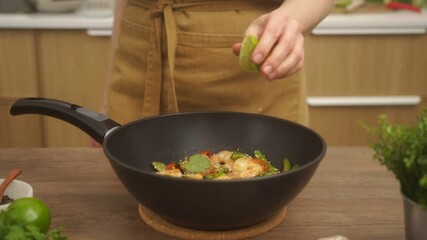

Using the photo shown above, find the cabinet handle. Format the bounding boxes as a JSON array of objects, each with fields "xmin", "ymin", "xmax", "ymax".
[
  {"xmin": 307, "ymin": 96, "xmax": 421, "ymax": 107},
  {"xmin": 86, "ymin": 29, "xmax": 112, "ymax": 37}
]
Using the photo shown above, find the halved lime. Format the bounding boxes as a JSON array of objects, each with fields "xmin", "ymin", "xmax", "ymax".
[
  {"xmin": 239, "ymin": 35, "xmax": 261, "ymax": 72},
  {"xmin": 334, "ymin": 0, "xmax": 351, "ymax": 8}
]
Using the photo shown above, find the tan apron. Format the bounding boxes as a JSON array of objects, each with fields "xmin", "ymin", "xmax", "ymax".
[{"xmin": 108, "ymin": 0, "xmax": 309, "ymax": 125}]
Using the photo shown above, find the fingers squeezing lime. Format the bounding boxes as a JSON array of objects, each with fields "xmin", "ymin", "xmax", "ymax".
[{"xmin": 239, "ymin": 35, "xmax": 261, "ymax": 72}]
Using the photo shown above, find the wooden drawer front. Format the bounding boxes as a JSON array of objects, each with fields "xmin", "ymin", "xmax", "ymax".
[
  {"xmin": 309, "ymin": 97, "xmax": 427, "ymax": 146},
  {"xmin": 0, "ymin": 30, "xmax": 42, "ymax": 147},
  {"xmin": 305, "ymin": 34, "xmax": 427, "ymax": 96},
  {"xmin": 0, "ymin": 30, "xmax": 39, "ymax": 97},
  {"xmin": 0, "ymin": 99, "xmax": 43, "ymax": 147},
  {"xmin": 38, "ymin": 30, "xmax": 110, "ymax": 147}
]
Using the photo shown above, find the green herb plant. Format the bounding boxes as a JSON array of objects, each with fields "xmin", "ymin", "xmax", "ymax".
[
  {"xmin": 0, "ymin": 207, "xmax": 67, "ymax": 240},
  {"xmin": 364, "ymin": 109, "xmax": 427, "ymax": 208}
]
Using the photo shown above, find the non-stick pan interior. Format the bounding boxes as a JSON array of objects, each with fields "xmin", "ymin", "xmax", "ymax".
[{"xmin": 104, "ymin": 112, "xmax": 325, "ymax": 173}]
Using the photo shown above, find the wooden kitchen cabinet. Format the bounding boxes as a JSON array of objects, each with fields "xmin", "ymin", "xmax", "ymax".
[
  {"xmin": 37, "ymin": 30, "xmax": 110, "ymax": 147},
  {"xmin": 0, "ymin": 29, "xmax": 109, "ymax": 148},
  {"xmin": 0, "ymin": 30, "xmax": 44, "ymax": 147},
  {"xmin": 2, "ymin": 29, "xmax": 427, "ymax": 147},
  {"xmin": 305, "ymin": 34, "xmax": 427, "ymax": 96},
  {"xmin": 308, "ymin": 98, "xmax": 427, "ymax": 146},
  {"xmin": 304, "ymin": 34, "xmax": 427, "ymax": 146}
]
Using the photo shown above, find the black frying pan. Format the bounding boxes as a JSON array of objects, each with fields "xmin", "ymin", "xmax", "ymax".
[{"xmin": 10, "ymin": 98, "xmax": 326, "ymax": 230}]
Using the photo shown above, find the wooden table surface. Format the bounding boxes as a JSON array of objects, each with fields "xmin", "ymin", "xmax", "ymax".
[{"xmin": 0, "ymin": 147, "xmax": 404, "ymax": 240}]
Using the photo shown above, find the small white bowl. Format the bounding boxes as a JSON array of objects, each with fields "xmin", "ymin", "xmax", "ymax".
[{"xmin": 0, "ymin": 179, "xmax": 33, "ymax": 211}]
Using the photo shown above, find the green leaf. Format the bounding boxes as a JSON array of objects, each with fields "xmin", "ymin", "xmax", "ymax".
[
  {"xmin": 5, "ymin": 225, "xmax": 28, "ymax": 240},
  {"xmin": 45, "ymin": 227, "xmax": 67, "ymax": 240},
  {"xmin": 364, "ymin": 108, "xmax": 427, "ymax": 207},
  {"xmin": 335, "ymin": 0, "xmax": 351, "ymax": 8},
  {"xmin": 283, "ymin": 159, "xmax": 291, "ymax": 172},
  {"xmin": 151, "ymin": 162, "xmax": 166, "ymax": 172},
  {"xmin": 183, "ymin": 154, "xmax": 211, "ymax": 173},
  {"xmin": 0, "ymin": 208, "xmax": 67, "ymax": 240},
  {"xmin": 230, "ymin": 151, "xmax": 250, "ymax": 160},
  {"xmin": 0, "ymin": 224, "xmax": 9, "ymax": 239},
  {"xmin": 25, "ymin": 225, "xmax": 44, "ymax": 240},
  {"xmin": 420, "ymin": 175, "xmax": 427, "ymax": 189}
]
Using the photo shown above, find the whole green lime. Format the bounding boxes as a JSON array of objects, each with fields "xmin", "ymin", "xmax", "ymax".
[{"xmin": 7, "ymin": 197, "xmax": 52, "ymax": 233}]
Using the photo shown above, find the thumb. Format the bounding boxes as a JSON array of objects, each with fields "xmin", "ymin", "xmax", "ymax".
[{"xmin": 232, "ymin": 42, "xmax": 241, "ymax": 56}]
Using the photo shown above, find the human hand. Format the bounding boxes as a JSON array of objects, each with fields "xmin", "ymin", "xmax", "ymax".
[
  {"xmin": 90, "ymin": 138, "xmax": 102, "ymax": 148},
  {"xmin": 233, "ymin": 7, "xmax": 304, "ymax": 81}
]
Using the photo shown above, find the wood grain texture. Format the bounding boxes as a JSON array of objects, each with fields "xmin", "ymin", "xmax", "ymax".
[
  {"xmin": 37, "ymin": 30, "xmax": 110, "ymax": 147},
  {"xmin": 0, "ymin": 101, "xmax": 44, "ymax": 147},
  {"xmin": 0, "ymin": 147, "xmax": 404, "ymax": 240},
  {"xmin": 305, "ymin": 34, "xmax": 427, "ymax": 96},
  {"xmin": 308, "ymin": 96, "xmax": 427, "ymax": 146},
  {"xmin": 0, "ymin": 30, "xmax": 40, "ymax": 97},
  {"xmin": 304, "ymin": 33, "xmax": 427, "ymax": 145},
  {"xmin": 0, "ymin": 30, "xmax": 43, "ymax": 147}
]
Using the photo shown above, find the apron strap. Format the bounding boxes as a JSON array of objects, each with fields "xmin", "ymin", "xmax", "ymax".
[
  {"xmin": 141, "ymin": 17, "xmax": 163, "ymax": 117},
  {"xmin": 163, "ymin": 5, "xmax": 180, "ymax": 114},
  {"xmin": 141, "ymin": 2, "xmax": 180, "ymax": 117}
]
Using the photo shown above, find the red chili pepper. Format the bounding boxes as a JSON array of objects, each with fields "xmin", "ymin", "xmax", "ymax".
[
  {"xmin": 386, "ymin": 2, "xmax": 421, "ymax": 13},
  {"xmin": 165, "ymin": 162, "xmax": 177, "ymax": 170},
  {"xmin": 199, "ymin": 150, "xmax": 213, "ymax": 157}
]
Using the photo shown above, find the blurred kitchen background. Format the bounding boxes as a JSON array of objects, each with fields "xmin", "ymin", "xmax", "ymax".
[{"xmin": 0, "ymin": 0, "xmax": 426, "ymax": 148}]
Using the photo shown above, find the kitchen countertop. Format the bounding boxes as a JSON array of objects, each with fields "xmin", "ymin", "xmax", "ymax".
[
  {"xmin": 315, "ymin": 8, "xmax": 427, "ymax": 35},
  {"xmin": 0, "ymin": 147, "xmax": 404, "ymax": 239},
  {"xmin": 0, "ymin": 8, "xmax": 427, "ymax": 35},
  {"xmin": 0, "ymin": 12, "xmax": 114, "ymax": 36}
]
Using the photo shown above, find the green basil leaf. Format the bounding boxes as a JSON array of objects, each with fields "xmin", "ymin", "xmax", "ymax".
[{"xmin": 183, "ymin": 154, "xmax": 211, "ymax": 173}]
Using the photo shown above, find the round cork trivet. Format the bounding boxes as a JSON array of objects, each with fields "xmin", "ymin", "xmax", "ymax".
[{"xmin": 138, "ymin": 203, "xmax": 287, "ymax": 240}]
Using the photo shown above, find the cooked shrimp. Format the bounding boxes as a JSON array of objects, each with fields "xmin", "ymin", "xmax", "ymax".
[
  {"xmin": 157, "ymin": 169, "xmax": 182, "ymax": 178},
  {"xmin": 183, "ymin": 174, "xmax": 203, "ymax": 180},
  {"xmin": 210, "ymin": 150, "xmax": 234, "ymax": 171},
  {"xmin": 232, "ymin": 157, "xmax": 265, "ymax": 178},
  {"xmin": 214, "ymin": 174, "xmax": 232, "ymax": 180},
  {"xmin": 151, "ymin": 149, "xmax": 282, "ymax": 180}
]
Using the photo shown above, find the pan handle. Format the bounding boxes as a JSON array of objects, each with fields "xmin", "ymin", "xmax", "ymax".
[{"xmin": 10, "ymin": 98, "xmax": 121, "ymax": 144}]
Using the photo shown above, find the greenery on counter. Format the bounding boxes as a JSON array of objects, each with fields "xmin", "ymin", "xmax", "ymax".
[
  {"xmin": 364, "ymin": 109, "xmax": 427, "ymax": 208},
  {"xmin": 0, "ymin": 206, "xmax": 67, "ymax": 240}
]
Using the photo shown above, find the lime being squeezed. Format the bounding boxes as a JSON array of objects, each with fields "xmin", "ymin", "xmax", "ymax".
[{"xmin": 239, "ymin": 35, "xmax": 261, "ymax": 72}]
